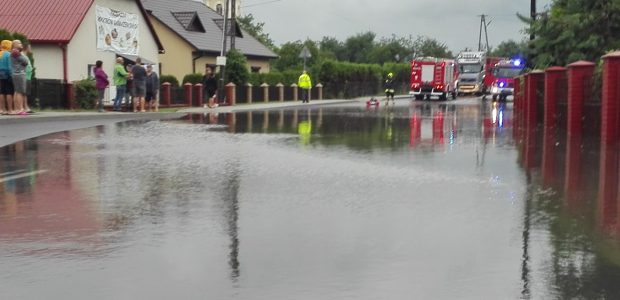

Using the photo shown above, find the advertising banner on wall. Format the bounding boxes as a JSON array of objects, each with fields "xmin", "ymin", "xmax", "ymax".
[{"xmin": 95, "ymin": 5, "xmax": 139, "ymax": 55}]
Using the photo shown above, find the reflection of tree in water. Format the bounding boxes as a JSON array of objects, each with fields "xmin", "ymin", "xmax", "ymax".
[{"xmin": 524, "ymin": 178, "xmax": 620, "ymax": 299}]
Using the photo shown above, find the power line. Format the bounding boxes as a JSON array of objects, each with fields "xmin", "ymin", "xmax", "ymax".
[{"xmin": 243, "ymin": 0, "xmax": 283, "ymax": 8}]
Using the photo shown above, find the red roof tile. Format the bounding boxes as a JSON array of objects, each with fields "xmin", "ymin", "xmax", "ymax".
[{"xmin": 0, "ymin": 0, "xmax": 94, "ymax": 43}]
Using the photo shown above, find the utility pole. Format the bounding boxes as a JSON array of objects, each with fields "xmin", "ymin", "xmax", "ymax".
[
  {"xmin": 230, "ymin": 0, "xmax": 236, "ymax": 50},
  {"xmin": 218, "ymin": 0, "xmax": 230, "ymax": 104},
  {"xmin": 530, "ymin": 0, "xmax": 536, "ymax": 40},
  {"xmin": 478, "ymin": 14, "xmax": 490, "ymax": 52}
]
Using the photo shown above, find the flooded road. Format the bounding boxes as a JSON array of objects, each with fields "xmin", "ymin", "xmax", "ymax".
[{"xmin": 1, "ymin": 100, "xmax": 619, "ymax": 299}]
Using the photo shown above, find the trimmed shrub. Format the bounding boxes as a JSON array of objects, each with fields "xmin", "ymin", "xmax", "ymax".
[
  {"xmin": 74, "ymin": 78, "xmax": 97, "ymax": 109},
  {"xmin": 160, "ymin": 74, "xmax": 179, "ymax": 87},
  {"xmin": 226, "ymin": 49, "xmax": 249, "ymax": 86},
  {"xmin": 182, "ymin": 73, "xmax": 203, "ymax": 85}
]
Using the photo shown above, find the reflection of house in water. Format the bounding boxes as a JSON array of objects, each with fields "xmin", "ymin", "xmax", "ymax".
[{"xmin": 0, "ymin": 133, "xmax": 103, "ymax": 253}]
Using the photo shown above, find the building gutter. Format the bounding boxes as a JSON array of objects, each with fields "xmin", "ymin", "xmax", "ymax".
[{"xmin": 61, "ymin": 43, "xmax": 68, "ymax": 83}]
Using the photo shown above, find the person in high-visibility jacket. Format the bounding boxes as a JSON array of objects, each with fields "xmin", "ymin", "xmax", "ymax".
[
  {"xmin": 298, "ymin": 70, "xmax": 312, "ymax": 103},
  {"xmin": 384, "ymin": 72, "xmax": 395, "ymax": 104}
]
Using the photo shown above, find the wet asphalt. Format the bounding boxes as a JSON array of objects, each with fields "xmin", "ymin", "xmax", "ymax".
[{"xmin": 0, "ymin": 99, "xmax": 360, "ymax": 147}]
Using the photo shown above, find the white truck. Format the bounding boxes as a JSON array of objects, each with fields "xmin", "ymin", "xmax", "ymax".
[{"xmin": 455, "ymin": 51, "xmax": 487, "ymax": 96}]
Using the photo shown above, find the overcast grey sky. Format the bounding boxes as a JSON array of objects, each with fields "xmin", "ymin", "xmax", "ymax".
[{"xmin": 242, "ymin": 0, "xmax": 553, "ymax": 53}]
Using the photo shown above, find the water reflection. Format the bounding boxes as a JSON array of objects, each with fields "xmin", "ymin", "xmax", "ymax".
[
  {"xmin": 2, "ymin": 101, "xmax": 620, "ymax": 298},
  {"xmin": 515, "ymin": 97, "xmax": 620, "ymax": 299}
]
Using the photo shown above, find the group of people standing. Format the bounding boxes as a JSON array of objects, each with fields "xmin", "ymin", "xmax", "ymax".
[
  {"xmin": 0, "ymin": 39, "xmax": 33, "ymax": 115},
  {"xmin": 93, "ymin": 56, "xmax": 159, "ymax": 113}
]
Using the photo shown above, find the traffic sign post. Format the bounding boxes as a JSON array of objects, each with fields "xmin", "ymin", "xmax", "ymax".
[{"xmin": 299, "ymin": 46, "xmax": 311, "ymax": 71}]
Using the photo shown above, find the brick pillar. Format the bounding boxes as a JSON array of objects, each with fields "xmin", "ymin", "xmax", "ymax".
[
  {"xmin": 66, "ymin": 82, "xmax": 75, "ymax": 110},
  {"xmin": 598, "ymin": 144, "xmax": 619, "ymax": 231},
  {"xmin": 563, "ymin": 61, "xmax": 595, "ymax": 203},
  {"xmin": 247, "ymin": 111, "xmax": 253, "ymax": 132},
  {"xmin": 263, "ymin": 110, "xmax": 269, "ymax": 131},
  {"xmin": 523, "ymin": 71, "xmax": 544, "ymax": 170},
  {"xmin": 544, "ymin": 67, "xmax": 567, "ymax": 130},
  {"xmin": 261, "ymin": 83, "xmax": 269, "ymax": 102},
  {"xmin": 601, "ymin": 52, "xmax": 620, "ymax": 234},
  {"xmin": 518, "ymin": 74, "xmax": 530, "ymax": 147},
  {"xmin": 227, "ymin": 112, "xmax": 236, "ymax": 133},
  {"xmin": 292, "ymin": 109, "xmax": 298, "ymax": 128},
  {"xmin": 225, "ymin": 82, "xmax": 236, "ymax": 106},
  {"xmin": 291, "ymin": 83, "xmax": 299, "ymax": 101},
  {"xmin": 566, "ymin": 61, "xmax": 596, "ymax": 136},
  {"xmin": 246, "ymin": 83, "xmax": 253, "ymax": 104},
  {"xmin": 183, "ymin": 83, "xmax": 193, "ymax": 107},
  {"xmin": 601, "ymin": 51, "xmax": 620, "ymax": 146},
  {"xmin": 277, "ymin": 110, "xmax": 284, "ymax": 130},
  {"xmin": 513, "ymin": 76, "xmax": 521, "ymax": 141},
  {"xmin": 276, "ymin": 83, "xmax": 284, "ymax": 102},
  {"xmin": 161, "ymin": 82, "xmax": 171, "ymax": 107},
  {"xmin": 194, "ymin": 83, "xmax": 204, "ymax": 107},
  {"xmin": 541, "ymin": 67, "xmax": 567, "ymax": 187},
  {"xmin": 316, "ymin": 83, "xmax": 323, "ymax": 100}
]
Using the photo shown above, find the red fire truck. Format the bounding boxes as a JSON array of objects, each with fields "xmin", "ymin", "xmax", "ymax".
[
  {"xmin": 483, "ymin": 57, "xmax": 505, "ymax": 90},
  {"xmin": 409, "ymin": 57, "xmax": 457, "ymax": 101},
  {"xmin": 488, "ymin": 58, "xmax": 525, "ymax": 101}
]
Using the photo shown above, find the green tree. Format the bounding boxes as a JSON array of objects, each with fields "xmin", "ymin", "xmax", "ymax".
[
  {"xmin": 414, "ymin": 36, "xmax": 453, "ymax": 58},
  {"xmin": 319, "ymin": 36, "xmax": 345, "ymax": 61},
  {"xmin": 0, "ymin": 29, "xmax": 12, "ymax": 41},
  {"xmin": 237, "ymin": 14, "xmax": 276, "ymax": 50},
  {"xmin": 343, "ymin": 31, "xmax": 376, "ymax": 63},
  {"xmin": 490, "ymin": 40, "xmax": 527, "ymax": 58},
  {"xmin": 272, "ymin": 40, "xmax": 319, "ymax": 71},
  {"xmin": 523, "ymin": 0, "xmax": 620, "ymax": 67},
  {"xmin": 226, "ymin": 49, "xmax": 249, "ymax": 85},
  {"xmin": 367, "ymin": 35, "xmax": 412, "ymax": 65}
]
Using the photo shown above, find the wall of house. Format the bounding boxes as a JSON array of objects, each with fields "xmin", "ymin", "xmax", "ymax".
[
  {"xmin": 31, "ymin": 45, "xmax": 64, "ymax": 80},
  {"xmin": 66, "ymin": 0, "xmax": 160, "ymax": 82},
  {"xmin": 194, "ymin": 56, "xmax": 216, "ymax": 75},
  {"xmin": 193, "ymin": 56, "xmax": 271, "ymax": 77},
  {"xmin": 246, "ymin": 58, "xmax": 271, "ymax": 74},
  {"xmin": 148, "ymin": 16, "xmax": 195, "ymax": 81}
]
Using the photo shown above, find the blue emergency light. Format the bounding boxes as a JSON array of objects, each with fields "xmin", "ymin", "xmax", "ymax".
[{"xmin": 513, "ymin": 59, "xmax": 522, "ymax": 66}]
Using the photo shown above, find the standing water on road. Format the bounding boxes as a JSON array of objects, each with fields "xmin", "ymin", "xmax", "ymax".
[{"xmin": 1, "ymin": 101, "xmax": 620, "ymax": 299}]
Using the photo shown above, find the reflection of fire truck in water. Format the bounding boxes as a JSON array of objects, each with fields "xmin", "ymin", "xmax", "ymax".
[
  {"xmin": 409, "ymin": 104, "xmax": 457, "ymax": 148},
  {"xmin": 409, "ymin": 57, "xmax": 457, "ymax": 101},
  {"xmin": 488, "ymin": 58, "xmax": 525, "ymax": 101}
]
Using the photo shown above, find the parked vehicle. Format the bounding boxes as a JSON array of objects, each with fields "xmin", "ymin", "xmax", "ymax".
[
  {"xmin": 409, "ymin": 57, "xmax": 457, "ymax": 101},
  {"xmin": 455, "ymin": 51, "xmax": 487, "ymax": 96},
  {"xmin": 489, "ymin": 58, "xmax": 525, "ymax": 101},
  {"xmin": 483, "ymin": 56, "xmax": 505, "ymax": 91}
]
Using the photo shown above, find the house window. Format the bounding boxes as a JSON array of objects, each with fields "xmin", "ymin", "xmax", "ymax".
[
  {"xmin": 251, "ymin": 66, "xmax": 261, "ymax": 73},
  {"xmin": 216, "ymin": 3, "xmax": 223, "ymax": 15},
  {"xmin": 87, "ymin": 64, "xmax": 95, "ymax": 78}
]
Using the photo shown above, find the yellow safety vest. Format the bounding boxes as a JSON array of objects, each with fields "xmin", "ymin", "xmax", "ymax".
[{"xmin": 298, "ymin": 73, "xmax": 312, "ymax": 89}]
